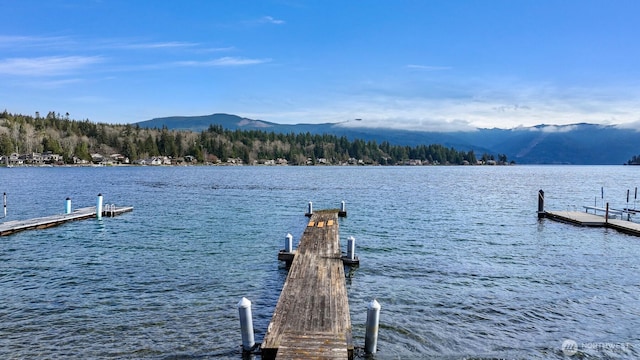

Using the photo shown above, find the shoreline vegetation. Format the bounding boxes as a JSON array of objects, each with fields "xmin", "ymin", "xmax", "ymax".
[{"xmin": 0, "ymin": 110, "xmax": 513, "ymax": 167}]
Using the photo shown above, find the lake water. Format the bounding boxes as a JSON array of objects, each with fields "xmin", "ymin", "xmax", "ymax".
[{"xmin": 1, "ymin": 165, "xmax": 639, "ymax": 359}]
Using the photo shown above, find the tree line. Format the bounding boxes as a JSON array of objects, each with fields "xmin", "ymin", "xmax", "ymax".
[
  {"xmin": 0, "ymin": 110, "xmax": 507, "ymax": 165},
  {"xmin": 627, "ymin": 155, "xmax": 640, "ymax": 165}
]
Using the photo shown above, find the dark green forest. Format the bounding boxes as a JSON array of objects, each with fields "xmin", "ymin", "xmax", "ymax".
[
  {"xmin": 627, "ymin": 155, "xmax": 640, "ymax": 165},
  {"xmin": 0, "ymin": 111, "xmax": 508, "ymax": 165}
]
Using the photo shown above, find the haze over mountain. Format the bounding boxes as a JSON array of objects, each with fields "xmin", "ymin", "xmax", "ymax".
[{"xmin": 136, "ymin": 114, "xmax": 640, "ymax": 165}]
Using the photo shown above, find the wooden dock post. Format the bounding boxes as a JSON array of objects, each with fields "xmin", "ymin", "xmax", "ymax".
[
  {"xmin": 537, "ymin": 189, "xmax": 545, "ymax": 218},
  {"xmin": 2, "ymin": 192, "xmax": 6, "ymax": 218},
  {"xmin": 263, "ymin": 209, "xmax": 353, "ymax": 359}
]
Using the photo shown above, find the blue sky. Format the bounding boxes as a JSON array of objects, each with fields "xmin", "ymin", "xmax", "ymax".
[{"xmin": 2, "ymin": 0, "xmax": 640, "ymax": 131}]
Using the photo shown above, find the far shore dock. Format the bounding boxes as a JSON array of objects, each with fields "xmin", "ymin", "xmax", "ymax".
[
  {"xmin": 0, "ymin": 205, "xmax": 133, "ymax": 237},
  {"xmin": 537, "ymin": 189, "xmax": 640, "ymax": 236}
]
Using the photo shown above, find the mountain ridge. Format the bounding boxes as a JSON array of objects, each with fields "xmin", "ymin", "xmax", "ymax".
[{"xmin": 135, "ymin": 113, "xmax": 640, "ymax": 165}]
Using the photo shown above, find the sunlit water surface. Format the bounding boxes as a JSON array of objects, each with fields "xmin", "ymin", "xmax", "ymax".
[{"xmin": 1, "ymin": 166, "xmax": 639, "ymax": 359}]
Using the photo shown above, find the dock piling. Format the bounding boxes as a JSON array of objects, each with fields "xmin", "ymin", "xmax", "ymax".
[
  {"xmin": 537, "ymin": 190, "xmax": 545, "ymax": 218},
  {"xmin": 339, "ymin": 200, "xmax": 347, "ymax": 217},
  {"xmin": 364, "ymin": 299, "xmax": 381, "ymax": 354},
  {"xmin": 3, "ymin": 192, "xmax": 6, "ymax": 218},
  {"xmin": 96, "ymin": 194, "xmax": 103, "ymax": 219},
  {"xmin": 342, "ymin": 235, "xmax": 360, "ymax": 266},
  {"xmin": 285, "ymin": 233, "xmax": 293, "ymax": 253},
  {"xmin": 305, "ymin": 201, "xmax": 313, "ymax": 217},
  {"xmin": 347, "ymin": 236, "xmax": 356, "ymax": 261},
  {"xmin": 65, "ymin": 197, "xmax": 72, "ymax": 214},
  {"xmin": 238, "ymin": 297, "xmax": 255, "ymax": 352}
]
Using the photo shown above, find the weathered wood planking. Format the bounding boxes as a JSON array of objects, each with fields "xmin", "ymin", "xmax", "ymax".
[
  {"xmin": 263, "ymin": 210, "xmax": 353, "ymax": 360},
  {"xmin": 0, "ymin": 206, "xmax": 133, "ymax": 236}
]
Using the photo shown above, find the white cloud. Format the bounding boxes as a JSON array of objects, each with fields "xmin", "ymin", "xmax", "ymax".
[
  {"xmin": 176, "ymin": 57, "xmax": 271, "ymax": 67},
  {"xmin": 406, "ymin": 64, "xmax": 451, "ymax": 71},
  {"xmin": 238, "ymin": 81, "xmax": 640, "ymax": 132},
  {"xmin": 119, "ymin": 41, "xmax": 199, "ymax": 50},
  {"xmin": 260, "ymin": 16, "xmax": 285, "ymax": 25},
  {"xmin": 0, "ymin": 56, "xmax": 103, "ymax": 76},
  {"xmin": 0, "ymin": 35, "xmax": 74, "ymax": 49},
  {"xmin": 615, "ymin": 120, "xmax": 640, "ymax": 132}
]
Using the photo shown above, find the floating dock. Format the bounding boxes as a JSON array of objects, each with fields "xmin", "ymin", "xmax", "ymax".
[
  {"xmin": 537, "ymin": 190, "xmax": 640, "ymax": 236},
  {"xmin": 0, "ymin": 205, "xmax": 133, "ymax": 237},
  {"xmin": 262, "ymin": 209, "xmax": 353, "ymax": 359}
]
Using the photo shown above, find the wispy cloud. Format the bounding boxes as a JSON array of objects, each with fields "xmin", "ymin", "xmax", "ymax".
[
  {"xmin": 259, "ymin": 16, "xmax": 285, "ymax": 25},
  {"xmin": 406, "ymin": 64, "xmax": 451, "ymax": 71},
  {"xmin": 493, "ymin": 104, "xmax": 531, "ymax": 112},
  {"xmin": 614, "ymin": 121, "xmax": 640, "ymax": 132},
  {"xmin": 0, "ymin": 35, "xmax": 75, "ymax": 49},
  {"xmin": 0, "ymin": 56, "xmax": 103, "ymax": 76},
  {"xmin": 26, "ymin": 78, "xmax": 85, "ymax": 89},
  {"xmin": 176, "ymin": 57, "xmax": 271, "ymax": 67},
  {"xmin": 117, "ymin": 41, "xmax": 200, "ymax": 50},
  {"xmin": 199, "ymin": 46, "xmax": 236, "ymax": 53},
  {"xmin": 241, "ymin": 16, "xmax": 286, "ymax": 27}
]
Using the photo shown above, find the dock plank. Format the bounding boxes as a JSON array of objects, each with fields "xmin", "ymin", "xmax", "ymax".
[{"xmin": 263, "ymin": 210, "xmax": 352, "ymax": 360}]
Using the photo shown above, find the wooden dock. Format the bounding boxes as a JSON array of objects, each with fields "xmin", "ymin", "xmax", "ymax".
[
  {"xmin": 541, "ymin": 210, "xmax": 640, "ymax": 236},
  {"xmin": 262, "ymin": 209, "xmax": 353, "ymax": 359},
  {"xmin": 537, "ymin": 189, "xmax": 640, "ymax": 236},
  {"xmin": 0, "ymin": 206, "xmax": 133, "ymax": 236}
]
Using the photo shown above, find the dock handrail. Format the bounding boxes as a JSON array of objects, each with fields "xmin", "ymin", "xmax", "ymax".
[
  {"xmin": 105, "ymin": 204, "xmax": 116, "ymax": 217},
  {"xmin": 583, "ymin": 205, "xmax": 623, "ymax": 215},
  {"xmin": 583, "ymin": 205, "xmax": 637, "ymax": 221}
]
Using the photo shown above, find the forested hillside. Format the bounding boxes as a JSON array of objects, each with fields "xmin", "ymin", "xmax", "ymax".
[{"xmin": 0, "ymin": 111, "xmax": 489, "ymax": 165}]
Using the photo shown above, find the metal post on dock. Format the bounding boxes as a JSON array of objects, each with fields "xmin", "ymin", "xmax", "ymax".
[
  {"xmin": 96, "ymin": 194, "xmax": 103, "ymax": 219},
  {"xmin": 339, "ymin": 200, "xmax": 347, "ymax": 217},
  {"xmin": 365, "ymin": 299, "xmax": 381, "ymax": 354},
  {"xmin": 537, "ymin": 190, "xmax": 545, "ymax": 218},
  {"xmin": 306, "ymin": 201, "xmax": 313, "ymax": 217},
  {"xmin": 627, "ymin": 190, "xmax": 631, "ymax": 220},
  {"xmin": 3, "ymin": 192, "xmax": 6, "ymax": 218},
  {"xmin": 605, "ymin": 202, "xmax": 610, "ymax": 224},
  {"xmin": 347, "ymin": 236, "xmax": 356, "ymax": 261},
  {"xmin": 627, "ymin": 189, "xmax": 630, "ymax": 206},
  {"xmin": 285, "ymin": 233, "xmax": 293, "ymax": 253},
  {"xmin": 237, "ymin": 297, "xmax": 255, "ymax": 352},
  {"xmin": 65, "ymin": 197, "xmax": 72, "ymax": 215}
]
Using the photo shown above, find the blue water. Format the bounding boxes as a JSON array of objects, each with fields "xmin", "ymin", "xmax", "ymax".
[{"xmin": 1, "ymin": 166, "xmax": 639, "ymax": 359}]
